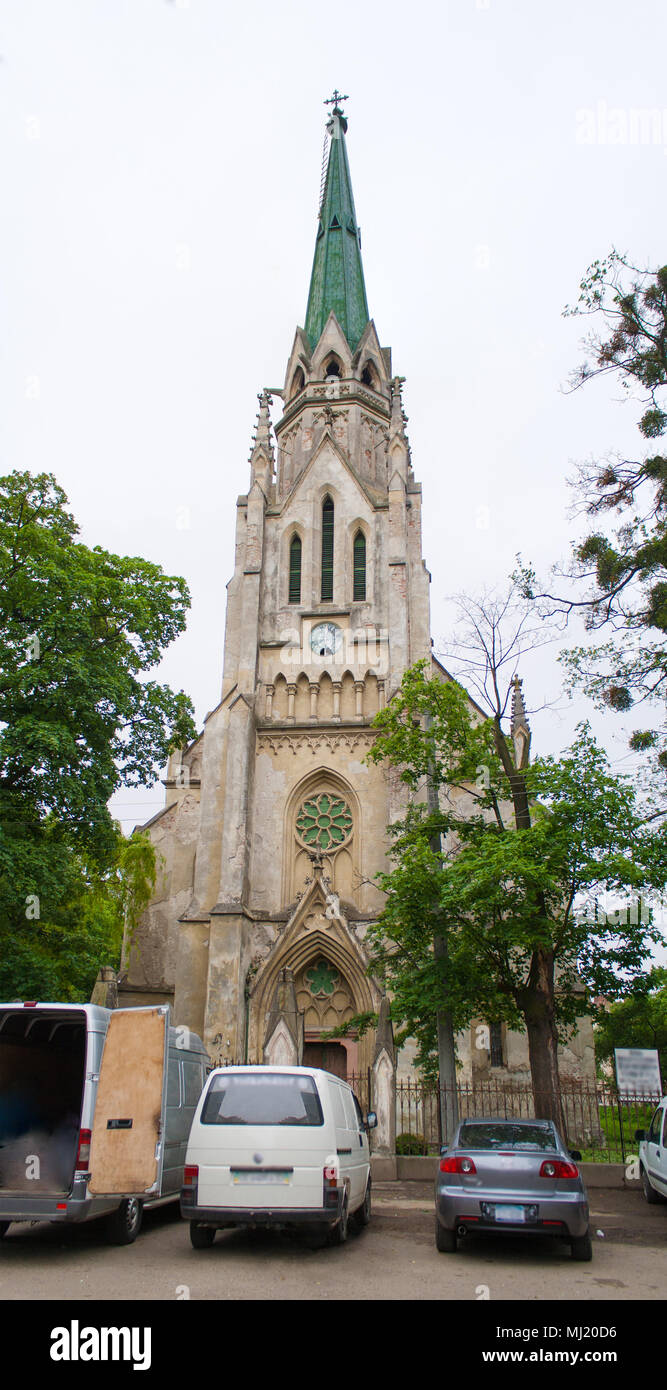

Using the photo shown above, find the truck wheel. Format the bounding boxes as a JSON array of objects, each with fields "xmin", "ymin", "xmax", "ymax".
[
  {"xmin": 190, "ymin": 1222, "xmax": 215, "ymax": 1249},
  {"xmin": 327, "ymin": 1193, "xmax": 349, "ymax": 1246},
  {"xmin": 435, "ymin": 1216, "xmax": 457, "ymax": 1252},
  {"xmin": 570, "ymin": 1229, "xmax": 593, "ymax": 1261},
  {"xmin": 641, "ymin": 1166, "xmax": 666, "ymax": 1204},
  {"xmin": 0, "ymin": 1221, "xmax": 9, "ymax": 1241},
  {"xmin": 105, "ymin": 1198, "xmax": 143, "ymax": 1246}
]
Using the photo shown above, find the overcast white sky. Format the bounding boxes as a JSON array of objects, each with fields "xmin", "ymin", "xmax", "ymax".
[{"xmin": 1, "ymin": 0, "xmax": 666, "ymax": 839}]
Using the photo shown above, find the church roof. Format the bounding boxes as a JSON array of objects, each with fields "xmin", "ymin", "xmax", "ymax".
[{"xmin": 304, "ymin": 99, "xmax": 370, "ymax": 353}]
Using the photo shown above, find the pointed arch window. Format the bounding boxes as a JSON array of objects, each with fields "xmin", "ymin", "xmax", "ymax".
[
  {"xmin": 321, "ymin": 496, "xmax": 334, "ymax": 601},
  {"xmin": 353, "ymin": 530, "xmax": 366, "ymax": 601},
  {"xmin": 289, "ymin": 534, "xmax": 302, "ymax": 604}
]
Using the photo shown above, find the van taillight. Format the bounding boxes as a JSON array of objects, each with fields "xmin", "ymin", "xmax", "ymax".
[
  {"xmin": 323, "ymin": 1165, "xmax": 339, "ymax": 1209},
  {"xmin": 183, "ymin": 1165, "xmax": 199, "ymax": 1186},
  {"xmin": 76, "ymin": 1129, "xmax": 91, "ymax": 1172},
  {"xmin": 23, "ymin": 1001, "xmax": 37, "ymax": 1007}
]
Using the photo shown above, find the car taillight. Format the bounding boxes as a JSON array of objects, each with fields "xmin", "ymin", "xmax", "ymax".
[
  {"xmin": 183, "ymin": 1165, "xmax": 199, "ymax": 1186},
  {"xmin": 540, "ymin": 1159, "xmax": 579, "ymax": 1179},
  {"xmin": 439, "ymin": 1155, "xmax": 477, "ymax": 1174},
  {"xmin": 76, "ymin": 1129, "xmax": 91, "ymax": 1172}
]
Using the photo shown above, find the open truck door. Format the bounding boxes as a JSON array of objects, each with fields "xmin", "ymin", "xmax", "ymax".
[{"xmin": 88, "ymin": 1006, "xmax": 169, "ymax": 1198}]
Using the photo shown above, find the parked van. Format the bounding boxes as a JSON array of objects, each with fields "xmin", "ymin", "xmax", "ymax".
[
  {"xmin": 0, "ymin": 1001, "xmax": 208, "ymax": 1244},
  {"xmin": 181, "ymin": 1064, "xmax": 377, "ymax": 1248}
]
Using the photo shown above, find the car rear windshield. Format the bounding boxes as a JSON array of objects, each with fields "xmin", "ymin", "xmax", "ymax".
[
  {"xmin": 458, "ymin": 1123, "xmax": 557, "ymax": 1152},
  {"xmin": 200, "ymin": 1073, "xmax": 324, "ymax": 1127}
]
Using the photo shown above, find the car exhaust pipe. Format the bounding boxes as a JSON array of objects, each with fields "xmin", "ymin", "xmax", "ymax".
[{"xmin": 457, "ymin": 1225, "xmax": 467, "ymax": 1236}]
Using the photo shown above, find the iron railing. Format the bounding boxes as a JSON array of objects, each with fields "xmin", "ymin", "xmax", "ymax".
[
  {"xmin": 383, "ymin": 1076, "xmax": 661, "ymax": 1162},
  {"xmin": 209, "ymin": 1060, "xmax": 659, "ymax": 1162}
]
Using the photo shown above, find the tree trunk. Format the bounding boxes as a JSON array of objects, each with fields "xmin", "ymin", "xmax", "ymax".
[
  {"xmin": 424, "ymin": 713, "xmax": 459, "ymax": 1145},
  {"xmin": 519, "ymin": 948, "xmax": 567, "ymax": 1139},
  {"xmin": 434, "ymin": 933, "xmax": 459, "ymax": 1144}
]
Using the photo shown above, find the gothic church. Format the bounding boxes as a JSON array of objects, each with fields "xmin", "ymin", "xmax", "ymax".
[{"xmin": 119, "ymin": 100, "xmax": 595, "ymax": 1095}]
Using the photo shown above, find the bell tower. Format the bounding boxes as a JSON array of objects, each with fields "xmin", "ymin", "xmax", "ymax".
[{"xmin": 123, "ymin": 98, "xmax": 432, "ymax": 1076}]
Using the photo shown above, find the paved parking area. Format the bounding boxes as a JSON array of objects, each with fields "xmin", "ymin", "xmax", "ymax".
[{"xmin": 0, "ymin": 1182, "xmax": 664, "ymax": 1301}]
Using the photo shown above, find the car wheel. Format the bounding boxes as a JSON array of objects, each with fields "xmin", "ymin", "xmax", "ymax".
[
  {"xmin": 327, "ymin": 1193, "xmax": 349, "ymax": 1246},
  {"xmin": 190, "ymin": 1222, "xmax": 216, "ymax": 1249},
  {"xmin": 0, "ymin": 1221, "xmax": 9, "ymax": 1241},
  {"xmin": 641, "ymin": 1166, "xmax": 666, "ymax": 1204},
  {"xmin": 435, "ymin": 1216, "xmax": 457, "ymax": 1253},
  {"xmin": 570, "ymin": 1228, "xmax": 593, "ymax": 1262},
  {"xmin": 105, "ymin": 1198, "xmax": 143, "ymax": 1246}
]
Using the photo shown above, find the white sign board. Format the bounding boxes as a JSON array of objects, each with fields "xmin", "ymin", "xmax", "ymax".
[{"xmin": 614, "ymin": 1048, "xmax": 663, "ymax": 1098}]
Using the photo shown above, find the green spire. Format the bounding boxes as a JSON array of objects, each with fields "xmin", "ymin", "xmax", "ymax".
[{"xmin": 305, "ymin": 96, "xmax": 370, "ymax": 353}]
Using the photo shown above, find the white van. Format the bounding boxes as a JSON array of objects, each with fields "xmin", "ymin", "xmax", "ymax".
[
  {"xmin": 181, "ymin": 1064, "xmax": 377, "ymax": 1248},
  {"xmin": 0, "ymin": 1001, "xmax": 208, "ymax": 1244}
]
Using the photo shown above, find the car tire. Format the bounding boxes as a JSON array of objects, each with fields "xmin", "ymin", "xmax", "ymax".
[
  {"xmin": 641, "ymin": 1166, "xmax": 666, "ymax": 1204},
  {"xmin": 0, "ymin": 1221, "xmax": 9, "ymax": 1241},
  {"xmin": 327, "ymin": 1193, "xmax": 349, "ymax": 1246},
  {"xmin": 351, "ymin": 1179, "xmax": 371, "ymax": 1233},
  {"xmin": 190, "ymin": 1222, "xmax": 216, "ymax": 1249},
  {"xmin": 435, "ymin": 1216, "xmax": 457, "ymax": 1253},
  {"xmin": 105, "ymin": 1198, "xmax": 143, "ymax": 1246},
  {"xmin": 570, "ymin": 1228, "xmax": 593, "ymax": 1262}
]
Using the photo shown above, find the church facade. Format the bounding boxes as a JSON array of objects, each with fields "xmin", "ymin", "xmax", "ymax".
[{"xmin": 119, "ymin": 101, "xmax": 595, "ymax": 1095}]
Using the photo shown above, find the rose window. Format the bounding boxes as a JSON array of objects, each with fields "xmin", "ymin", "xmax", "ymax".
[{"xmin": 295, "ymin": 794, "xmax": 353, "ymax": 851}]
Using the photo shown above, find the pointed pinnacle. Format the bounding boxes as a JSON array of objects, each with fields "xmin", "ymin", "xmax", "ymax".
[{"xmin": 250, "ymin": 389, "xmax": 274, "ymax": 462}]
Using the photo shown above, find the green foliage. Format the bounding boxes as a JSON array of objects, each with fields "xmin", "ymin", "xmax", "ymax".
[
  {"xmin": 0, "ymin": 827, "xmax": 157, "ymax": 1002},
  {"xmin": 322, "ymin": 1011, "xmax": 378, "ymax": 1040},
  {"xmin": 365, "ymin": 664, "xmax": 664, "ymax": 1079},
  {"xmin": 0, "ymin": 470, "xmax": 195, "ymax": 998},
  {"xmin": 593, "ymin": 967, "xmax": 667, "ymax": 1078},
  {"xmin": 519, "ymin": 253, "xmax": 667, "ymax": 765},
  {"xmin": 395, "ymin": 1132, "xmax": 427, "ymax": 1156}
]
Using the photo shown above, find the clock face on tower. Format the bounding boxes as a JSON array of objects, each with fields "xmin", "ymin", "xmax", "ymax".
[{"xmin": 310, "ymin": 622, "xmax": 343, "ymax": 658}]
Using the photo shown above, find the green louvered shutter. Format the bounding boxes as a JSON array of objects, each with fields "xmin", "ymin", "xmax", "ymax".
[
  {"xmin": 321, "ymin": 498, "xmax": 334, "ymax": 601},
  {"xmin": 289, "ymin": 535, "xmax": 301, "ymax": 604},
  {"xmin": 353, "ymin": 530, "xmax": 366, "ymax": 601}
]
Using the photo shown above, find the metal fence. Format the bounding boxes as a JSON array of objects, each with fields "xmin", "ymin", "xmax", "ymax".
[
  {"xmin": 380, "ymin": 1075, "xmax": 661, "ymax": 1162},
  {"xmin": 211, "ymin": 1062, "xmax": 659, "ymax": 1163}
]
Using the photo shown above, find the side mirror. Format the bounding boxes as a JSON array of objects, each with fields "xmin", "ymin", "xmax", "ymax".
[
  {"xmin": 569, "ymin": 1150, "xmax": 582, "ymax": 1162},
  {"xmin": 440, "ymin": 1145, "xmax": 448, "ymax": 1156},
  {"xmin": 635, "ymin": 1129, "xmax": 647, "ymax": 1142},
  {"xmin": 365, "ymin": 1111, "xmax": 377, "ymax": 1129}
]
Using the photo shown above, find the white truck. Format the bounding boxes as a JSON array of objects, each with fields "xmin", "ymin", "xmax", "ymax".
[{"xmin": 0, "ymin": 1001, "xmax": 208, "ymax": 1244}]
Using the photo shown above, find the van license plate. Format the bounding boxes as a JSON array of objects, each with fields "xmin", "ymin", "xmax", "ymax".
[
  {"xmin": 231, "ymin": 1171, "xmax": 290, "ymax": 1184},
  {"xmin": 494, "ymin": 1205, "xmax": 525, "ymax": 1223}
]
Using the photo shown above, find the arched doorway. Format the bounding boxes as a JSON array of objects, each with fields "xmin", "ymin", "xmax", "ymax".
[
  {"xmin": 303, "ymin": 1039, "xmax": 349, "ymax": 1079},
  {"xmin": 295, "ymin": 954, "xmax": 359, "ymax": 1079}
]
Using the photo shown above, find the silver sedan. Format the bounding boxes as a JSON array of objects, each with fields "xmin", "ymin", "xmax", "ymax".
[{"xmin": 434, "ymin": 1117, "xmax": 591, "ymax": 1260}]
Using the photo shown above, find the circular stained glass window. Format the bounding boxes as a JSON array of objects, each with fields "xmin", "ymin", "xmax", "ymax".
[{"xmin": 296, "ymin": 793, "xmax": 353, "ymax": 851}]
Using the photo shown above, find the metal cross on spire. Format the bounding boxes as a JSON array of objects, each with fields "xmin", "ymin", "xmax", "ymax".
[{"xmin": 325, "ymin": 89, "xmax": 349, "ymax": 115}]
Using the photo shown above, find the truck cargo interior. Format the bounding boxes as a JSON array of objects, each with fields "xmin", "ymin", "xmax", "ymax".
[{"xmin": 0, "ymin": 1009, "xmax": 87, "ymax": 1193}]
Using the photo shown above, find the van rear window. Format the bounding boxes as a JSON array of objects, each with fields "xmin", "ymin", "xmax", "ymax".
[{"xmin": 201, "ymin": 1074, "xmax": 324, "ymax": 1127}]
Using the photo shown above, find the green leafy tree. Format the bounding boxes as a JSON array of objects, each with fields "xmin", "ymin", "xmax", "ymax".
[
  {"xmin": 0, "ymin": 827, "xmax": 158, "ymax": 1002},
  {"xmin": 0, "ymin": 470, "xmax": 196, "ymax": 994},
  {"xmin": 367, "ymin": 660, "xmax": 664, "ymax": 1131},
  {"xmin": 594, "ymin": 967, "xmax": 667, "ymax": 1081},
  {"xmin": 515, "ymin": 251, "xmax": 667, "ymax": 767}
]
